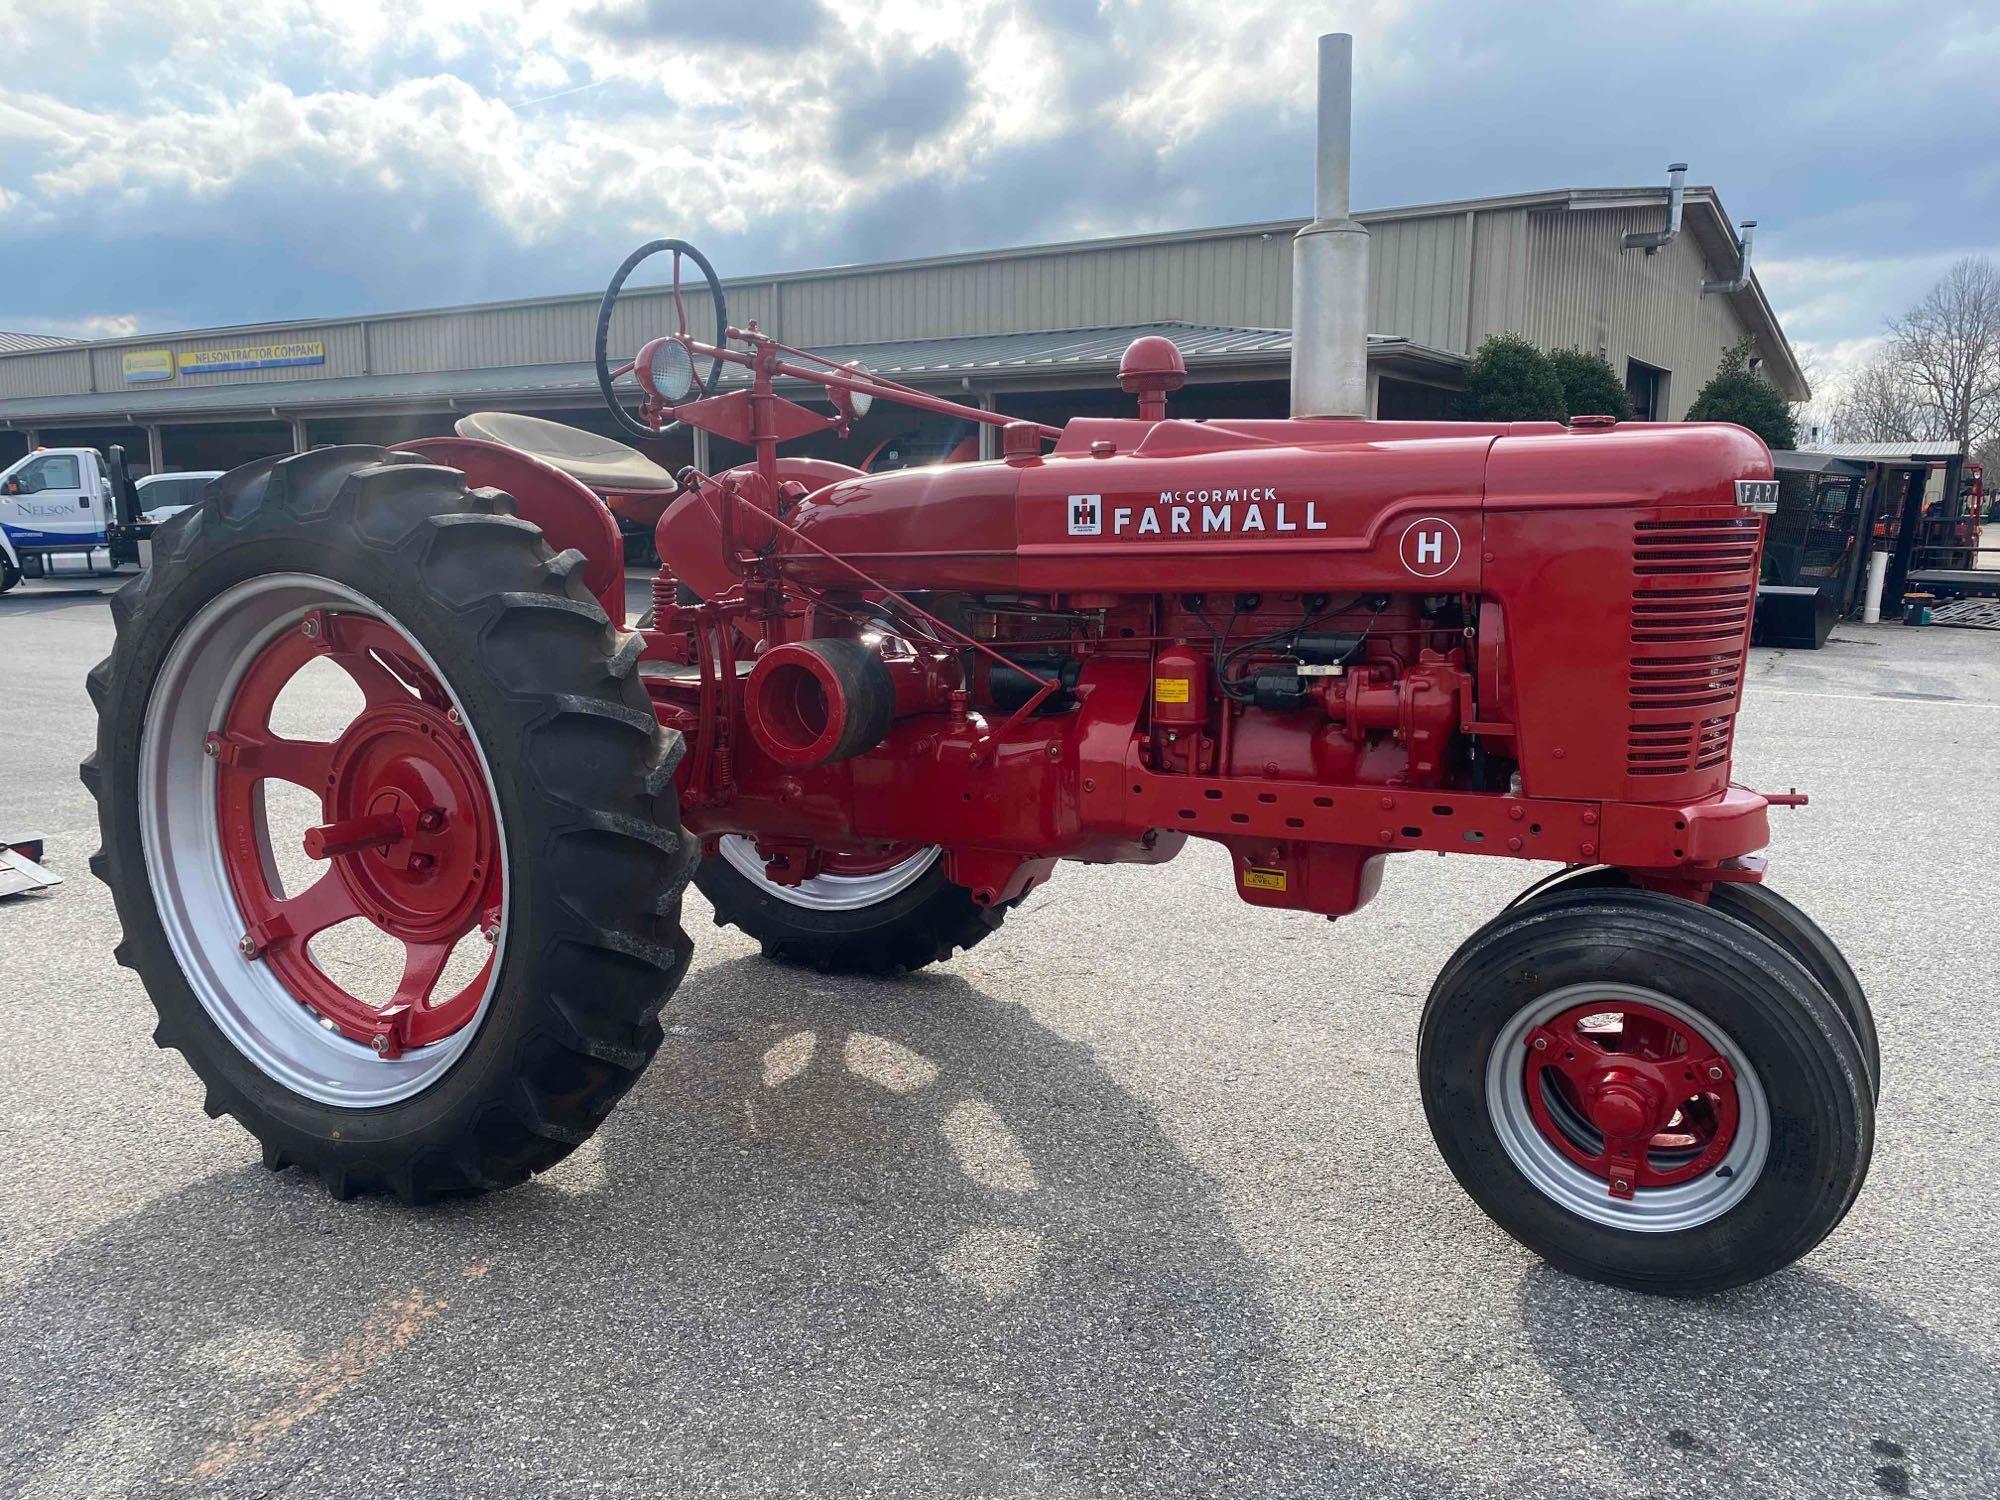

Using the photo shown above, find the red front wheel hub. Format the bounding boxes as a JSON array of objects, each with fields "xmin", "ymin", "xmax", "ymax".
[{"xmin": 1522, "ymin": 999, "xmax": 1741, "ymax": 1199}]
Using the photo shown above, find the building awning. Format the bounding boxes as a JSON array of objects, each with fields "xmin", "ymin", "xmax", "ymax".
[
  {"xmin": 1769, "ymin": 450, "xmax": 1868, "ymax": 477},
  {"xmin": 1802, "ymin": 441, "xmax": 1965, "ymax": 462},
  {"xmin": 0, "ymin": 322, "xmax": 1464, "ymax": 428}
]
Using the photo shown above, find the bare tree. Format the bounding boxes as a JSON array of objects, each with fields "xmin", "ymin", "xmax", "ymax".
[
  {"xmin": 1825, "ymin": 350, "xmax": 1926, "ymax": 444},
  {"xmin": 1885, "ymin": 255, "xmax": 2000, "ymax": 454}
]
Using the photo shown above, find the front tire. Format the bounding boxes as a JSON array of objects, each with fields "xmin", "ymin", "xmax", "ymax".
[
  {"xmin": 695, "ymin": 836, "xmax": 1012, "ymax": 974},
  {"xmin": 1419, "ymin": 890, "xmax": 1872, "ymax": 1295},
  {"xmin": 83, "ymin": 447, "xmax": 695, "ymax": 1201},
  {"xmin": 1512, "ymin": 867, "xmax": 1879, "ymax": 1098}
]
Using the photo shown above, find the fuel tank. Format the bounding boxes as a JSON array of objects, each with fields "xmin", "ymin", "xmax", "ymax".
[{"xmin": 772, "ymin": 416, "xmax": 1768, "ymax": 596}]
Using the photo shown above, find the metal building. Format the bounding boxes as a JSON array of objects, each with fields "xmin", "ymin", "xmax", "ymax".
[{"xmin": 0, "ymin": 180, "xmax": 1802, "ymax": 476}]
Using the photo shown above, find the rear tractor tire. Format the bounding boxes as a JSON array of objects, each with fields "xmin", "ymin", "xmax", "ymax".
[
  {"xmin": 1419, "ymin": 889, "xmax": 1873, "ymax": 1295},
  {"xmin": 695, "ymin": 837, "xmax": 1014, "ymax": 974},
  {"xmin": 83, "ymin": 447, "xmax": 695, "ymax": 1202}
]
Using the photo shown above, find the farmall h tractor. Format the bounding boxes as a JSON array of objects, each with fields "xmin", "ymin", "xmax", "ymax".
[{"xmin": 84, "ymin": 43, "xmax": 1873, "ymax": 1296}]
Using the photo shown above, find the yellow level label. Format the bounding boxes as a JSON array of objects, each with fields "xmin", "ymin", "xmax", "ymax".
[
  {"xmin": 1243, "ymin": 866, "xmax": 1288, "ymax": 891},
  {"xmin": 1154, "ymin": 677, "xmax": 1191, "ymax": 704}
]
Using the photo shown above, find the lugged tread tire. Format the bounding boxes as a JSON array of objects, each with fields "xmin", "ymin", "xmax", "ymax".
[
  {"xmin": 694, "ymin": 855, "xmax": 1015, "ymax": 975},
  {"xmin": 83, "ymin": 446, "xmax": 695, "ymax": 1202},
  {"xmin": 1419, "ymin": 889, "xmax": 1873, "ymax": 1295}
]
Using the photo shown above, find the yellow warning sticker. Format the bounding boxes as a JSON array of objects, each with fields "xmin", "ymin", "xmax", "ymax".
[
  {"xmin": 1243, "ymin": 867, "xmax": 1288, "ymax": 891},
  {"xmin": 1154, "ymin": 677, "xmax": 1191, "ymax": 704}
]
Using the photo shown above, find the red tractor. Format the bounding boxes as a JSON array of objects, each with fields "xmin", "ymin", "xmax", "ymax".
[
  {"xmin": 84, "ymin": 237, "xmax": 1875, "ymax": 1296},
  {"xmin": 89, "ymin": 44, "xmax": 1895, "ymax": 1289}
]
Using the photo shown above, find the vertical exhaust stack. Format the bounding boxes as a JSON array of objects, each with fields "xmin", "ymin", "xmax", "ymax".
[{"xmin": 1290, "ymin": 33, "xmax": 1371, "ymax": 419}]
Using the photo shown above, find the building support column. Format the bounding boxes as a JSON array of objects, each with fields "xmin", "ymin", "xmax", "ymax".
[
  {"xmin": 290, "ymin": 416, "xmax": 309, "ymax": 453},
  {"xmin": 977, "ymin": 391, "xmax": 998, "ymax": 461},
  {"xmin": 1460, "ymin": 208, "xmax": 1478, "ymax": 354},
  {"xmin": 145, "ymin": 425, "xmax": 165, "ymax": 474},
  {"xmin": 692, "ymin": 427, "xmax": 711, "ymax": 473}
]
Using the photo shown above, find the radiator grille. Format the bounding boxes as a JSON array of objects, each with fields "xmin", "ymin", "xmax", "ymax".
[
  {"xmin": 1633, "ymin": 518, "xmax": 1762, "ymax": 575},
  {"xmin": 1626, "ymin": 514, "xmax": 1760, "ymax": 780}
]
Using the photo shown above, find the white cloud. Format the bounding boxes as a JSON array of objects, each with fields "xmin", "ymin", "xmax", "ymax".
[
  {"xmin": 3, "ymin": 312, "xmax": 142, "ymax": 339},
  {"xmin": 0, "ymin": 0, "xmax": 1990, "ymax": 348},
  {"xmin": 1760, "ymin": 245, "xmax": 1987, "ymax": 394}
]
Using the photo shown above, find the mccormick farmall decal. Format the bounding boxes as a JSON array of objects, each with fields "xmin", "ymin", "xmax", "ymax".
[{"xmin": 1068, "ymin": 488, "xmax": 1330, "ymax": 537}]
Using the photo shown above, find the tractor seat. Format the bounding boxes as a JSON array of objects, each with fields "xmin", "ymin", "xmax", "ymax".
[{"xmin": 453, "ymin": 412, "xmax": 679, "ymax": 493}]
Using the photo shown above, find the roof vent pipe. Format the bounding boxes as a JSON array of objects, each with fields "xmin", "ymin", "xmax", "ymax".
[
  {"xmin": 1702, "ymin": 220, "xmax": 1758, "ymax": 295},
  {"xmin": 1290, "ymin": 33, "xmax": 1370, "ymax": 419},
  {"xmin": 1621, "ymin": 163, "xmax": 1688, "ymax": 254}
]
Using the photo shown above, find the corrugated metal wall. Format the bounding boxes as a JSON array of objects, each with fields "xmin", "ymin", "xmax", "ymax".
[
  {"xmin": 0, "ymin": 206, "xmax": 1764, "ymax": 417},
  {"xmin": 775, "ymin": 234, "xmax": 1295, "ymax": 344},
  {"xmin": 1516, "ymin": 206, "xmax": 1753, "ymax": 419},
  {"xmin": 0, "ymin": 346, "xmax": 93, "ymax": 398},
  {"xmin": 366, "ymin": 284, "xmax": 776, "ymax": 375},
  {"xmin": 1468, "ymin": 208, "xmax": 1534, "ymax": 343},
  {"xmin": 1368, "ymin": 213, "xmax": 1473, "ymax": 351},
  {"xmin": 82, "ymin": 324, "xmax": 370, "ymax": 390}
]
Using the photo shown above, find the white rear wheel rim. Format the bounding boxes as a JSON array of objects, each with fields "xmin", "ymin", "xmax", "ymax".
[
  {"xmin": 716, "ymin": 834, "xmax": 938, "ymax": 911},
  {"xmin": 137, "ymin": 573, "xmax": 508, "ymax": 1107}
]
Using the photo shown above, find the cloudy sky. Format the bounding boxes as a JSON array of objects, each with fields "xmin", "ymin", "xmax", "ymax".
[{"xmin": 0, "ymin": 0, "xmax": 1993, "ymax": 395}]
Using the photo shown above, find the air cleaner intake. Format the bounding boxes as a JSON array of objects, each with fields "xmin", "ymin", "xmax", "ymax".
[{"xmin": 743, "ymin": 639, "xmax": 896, "ymax": 768}]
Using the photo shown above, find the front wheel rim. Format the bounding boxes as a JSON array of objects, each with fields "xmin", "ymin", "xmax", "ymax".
[
  {"xmin": 138, "ymin": 574, "xmax": 509, "ymax": 1107},
  {"xmin": 716, "ymin": 834, "xmax": 939, "ymax": 911},
  {"xmin": 1484, "ymin": 982, "xmax": 1770, "ymax": 1232}
]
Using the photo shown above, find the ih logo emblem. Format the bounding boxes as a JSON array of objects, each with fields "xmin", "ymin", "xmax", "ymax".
[
  {"xmin": 1067, "ymin": 494, "xmax": 1102, "ymax": 536},
  {"xmin": 1399, "ymin": 517, "xmax": 1462, "ymax": 579}
]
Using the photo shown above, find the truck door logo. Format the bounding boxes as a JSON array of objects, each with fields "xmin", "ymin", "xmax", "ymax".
[
  {"xmin": 1399, "ymin": 517, "xmax": 1461, "ymax": 579},
  {"xmin": 1067, "ymin": 494, "xmax": 1102, "ymax": 536}
]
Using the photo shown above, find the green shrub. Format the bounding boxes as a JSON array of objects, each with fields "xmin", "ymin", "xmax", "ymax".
[
  {"xmin": 1685, "ymin": 336, "xmax": 1798, "ymax": 449},
  {"xmin": 1547, "ymin": 347, "xmax": 1633, "ymax": 420},
  {"xmin": 1454, "ymin": 333, "xmax": 1567, "ymax": 422}
]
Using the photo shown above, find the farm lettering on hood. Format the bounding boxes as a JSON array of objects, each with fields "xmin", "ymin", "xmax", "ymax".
[{"xmin": 1066, "ymin": 488, "xmax": 1329, "ymax": 538}]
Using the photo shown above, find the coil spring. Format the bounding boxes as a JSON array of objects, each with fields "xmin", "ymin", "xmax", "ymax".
[{"xmin": 649, "ymin": 566, "xmax": 678, "ymax": 623}]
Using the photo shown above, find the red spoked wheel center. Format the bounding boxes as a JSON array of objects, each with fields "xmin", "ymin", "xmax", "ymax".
[
  {"xmin": 211, "ymin": 608, "xmax": 501, "ymax": 1058},
  {"xmin": 1522, "ymin": 1000, "xmax": 1740, "ymax": 1200}
]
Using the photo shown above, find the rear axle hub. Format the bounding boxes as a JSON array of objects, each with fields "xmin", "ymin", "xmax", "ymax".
[{"xmin": 207, "ymin": 603, "xmax": 504, "ymax": 1059}]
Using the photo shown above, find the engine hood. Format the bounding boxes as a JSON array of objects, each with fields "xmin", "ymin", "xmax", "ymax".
[{"xmin": 770, "ymin": 416, "xmax": 1770, "ymax": 598}]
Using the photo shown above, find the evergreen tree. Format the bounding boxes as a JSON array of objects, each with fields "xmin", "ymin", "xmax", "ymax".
[
  {"xmin": 1547, "ymin": 347, "xmax": 1633, "ymax": 420},
  {"xmin": 1685, "ymin": 335, "xmax": 1798, "ymax": 449},
  {"xmin": 1454, "ymin": 333, "xmax": 1568, "ymax": 422}
]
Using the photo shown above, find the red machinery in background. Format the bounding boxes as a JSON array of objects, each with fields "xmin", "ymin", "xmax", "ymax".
[{"xmin": 84, "ymin": 40, "xmax": 1874, "ymax": 1298}]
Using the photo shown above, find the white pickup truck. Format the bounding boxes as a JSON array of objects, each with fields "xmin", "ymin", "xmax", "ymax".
[{"xmin": 0, "ymin": 446, "xmax": 151, "ymax": 592}]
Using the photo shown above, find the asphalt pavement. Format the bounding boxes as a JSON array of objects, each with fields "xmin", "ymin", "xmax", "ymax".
[{"xmin": 1, "ymin": 571, "xmax": 1995, "ymax": 1498}]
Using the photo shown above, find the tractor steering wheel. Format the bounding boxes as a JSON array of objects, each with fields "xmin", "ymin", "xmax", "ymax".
[{"xmin": 594, "ymin": 239, "xmax": 729, "ymax": 444}]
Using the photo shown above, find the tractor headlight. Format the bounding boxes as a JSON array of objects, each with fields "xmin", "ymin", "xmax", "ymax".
[
  {"xmin": 647, "ymin": 338, "xmax": 697, "ymax": 404},
  {"xmin": 843, "ymin": 361, "xmax": 873, "ymax": 418}
]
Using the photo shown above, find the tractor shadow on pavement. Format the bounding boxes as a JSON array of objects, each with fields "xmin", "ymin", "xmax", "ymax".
[
  {"xmin": 4, "ymin": 953, "xmax": 1630, "ymax": 1499},
  {"xmin": 6, "ymin": 953, "xmax": 1987, "ymax": 1498},
  {"xmin": 1518, "ymin": 1262, "xmax": 2000, "ymax": 1498}
]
